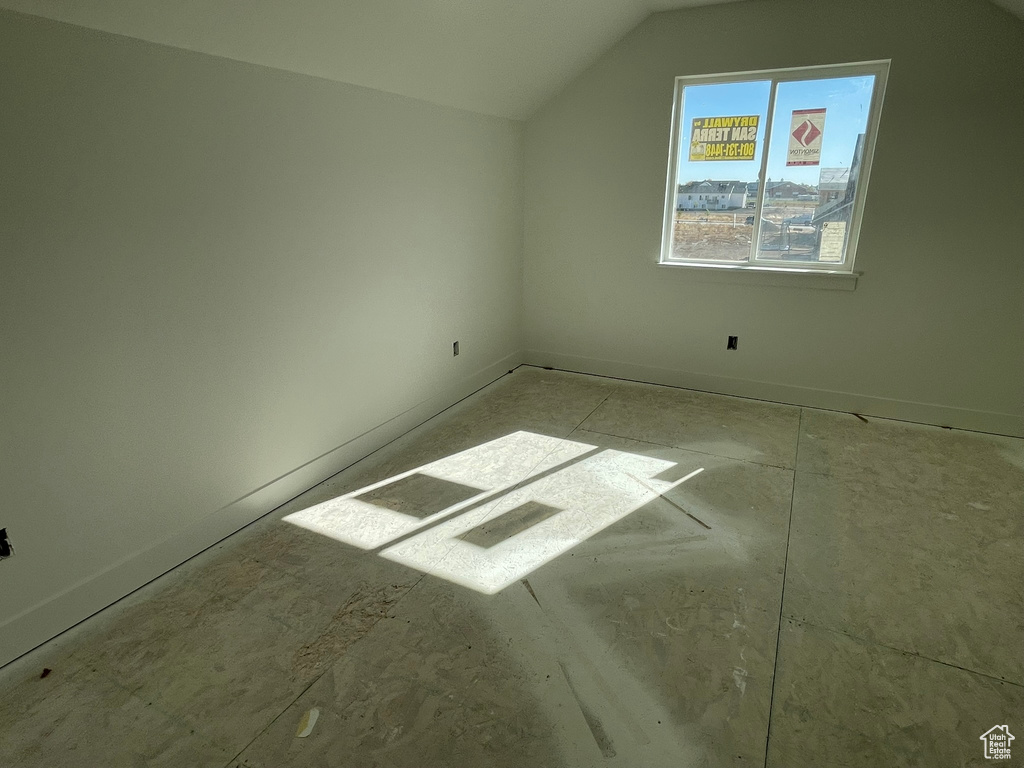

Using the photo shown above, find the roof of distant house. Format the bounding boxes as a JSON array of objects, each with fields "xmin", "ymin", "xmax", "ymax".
[{"xmin": 678, "ymin": 180, "xmax": 748, "ymax": 194}]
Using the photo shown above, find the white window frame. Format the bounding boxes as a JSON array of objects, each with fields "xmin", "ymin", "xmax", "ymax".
[{"xmin": 659, "ymin": 60, "xmax": 889, "ymax": 274}]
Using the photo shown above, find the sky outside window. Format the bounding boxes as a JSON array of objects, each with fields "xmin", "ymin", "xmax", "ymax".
[
  {"xmin": 677, "ymin": 75, "xmax": 876, "ymax": 186},
  {"xmin": 678, "ymin": 80, "xmax": 770, "ymax": 184}
]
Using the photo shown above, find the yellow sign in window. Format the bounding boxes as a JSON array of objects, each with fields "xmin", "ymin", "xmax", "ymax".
[{"xmin": 689, "ymin": 115, "xmax": 760, "ymax": 161}]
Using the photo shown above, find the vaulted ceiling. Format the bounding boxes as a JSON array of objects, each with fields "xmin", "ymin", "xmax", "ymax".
[{"xmin": 2, "ymin": 0, "xmax": 1022, "ymax": 119}]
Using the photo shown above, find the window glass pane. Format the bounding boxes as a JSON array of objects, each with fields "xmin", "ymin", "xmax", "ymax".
[
  {"xmin": 755, "ymin": 74, "xmax": 876, "ymax": 266},
  {"xmin": 669, "ymin": 80, "xmax": 770, "ymax": 262}
]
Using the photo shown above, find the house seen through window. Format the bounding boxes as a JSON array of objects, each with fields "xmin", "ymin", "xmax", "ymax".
[{"xmin": 660, "ymin": 61, "xmax": 889, "ymax": 272}]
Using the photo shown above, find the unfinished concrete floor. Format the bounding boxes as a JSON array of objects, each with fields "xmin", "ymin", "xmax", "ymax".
[{"xmin": 1, "ymin": 367, "xmax": 1021, "ymax": 767}]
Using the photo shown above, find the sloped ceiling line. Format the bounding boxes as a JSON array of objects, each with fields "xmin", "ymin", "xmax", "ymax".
[{"xmin": 0, "ymin": 0, "xmax": 1021, "ymax": 119}]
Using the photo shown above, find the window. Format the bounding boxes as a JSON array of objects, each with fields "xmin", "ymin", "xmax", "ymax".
[{"xmin": 660, "ymin": 61, "xmax": 888, "ymax": 273}]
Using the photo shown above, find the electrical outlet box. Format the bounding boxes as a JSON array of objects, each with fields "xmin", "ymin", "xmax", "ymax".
[
  {"xmin": 0, "ymin": 529, "xmax": 12, "ymax": 559},
  {"xmin": 727, "ymin": 336, "xmax": 738, "ymax": 350},
  {"xmin": 453, "ymin": 341, "xmax": 460, "ymax": 356}
]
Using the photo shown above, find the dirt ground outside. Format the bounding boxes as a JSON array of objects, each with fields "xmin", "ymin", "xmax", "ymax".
[
  {"xmin": 670, "ymin": 211, "xmax": 753, "ymax": 261},
  {"xmin": 670, "ymin": 204, "xmax": 819, "ymax": 261}
]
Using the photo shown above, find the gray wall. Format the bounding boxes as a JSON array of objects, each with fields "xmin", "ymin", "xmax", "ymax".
[
  {"xmin": 0, "ymin": 11, "xmax": 523, "ymax": 665},
  {"xmin": 523, "ymin": 0, "xmax": 1024, "ymax": 436}
]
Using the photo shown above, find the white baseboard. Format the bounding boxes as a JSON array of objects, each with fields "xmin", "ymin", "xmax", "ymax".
[
  {"xmin": 523, "ymin": 350, "xmax": 1024, "ymax": 438},
  {"xmin": 0, "ymin": 351, "xmax": 522, "ymax": 669}
]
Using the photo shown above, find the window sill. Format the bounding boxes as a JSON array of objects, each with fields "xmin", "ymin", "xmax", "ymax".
[{"xmin": 656, "ymin": 261, "xmax": 858, "ymax": 291}]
